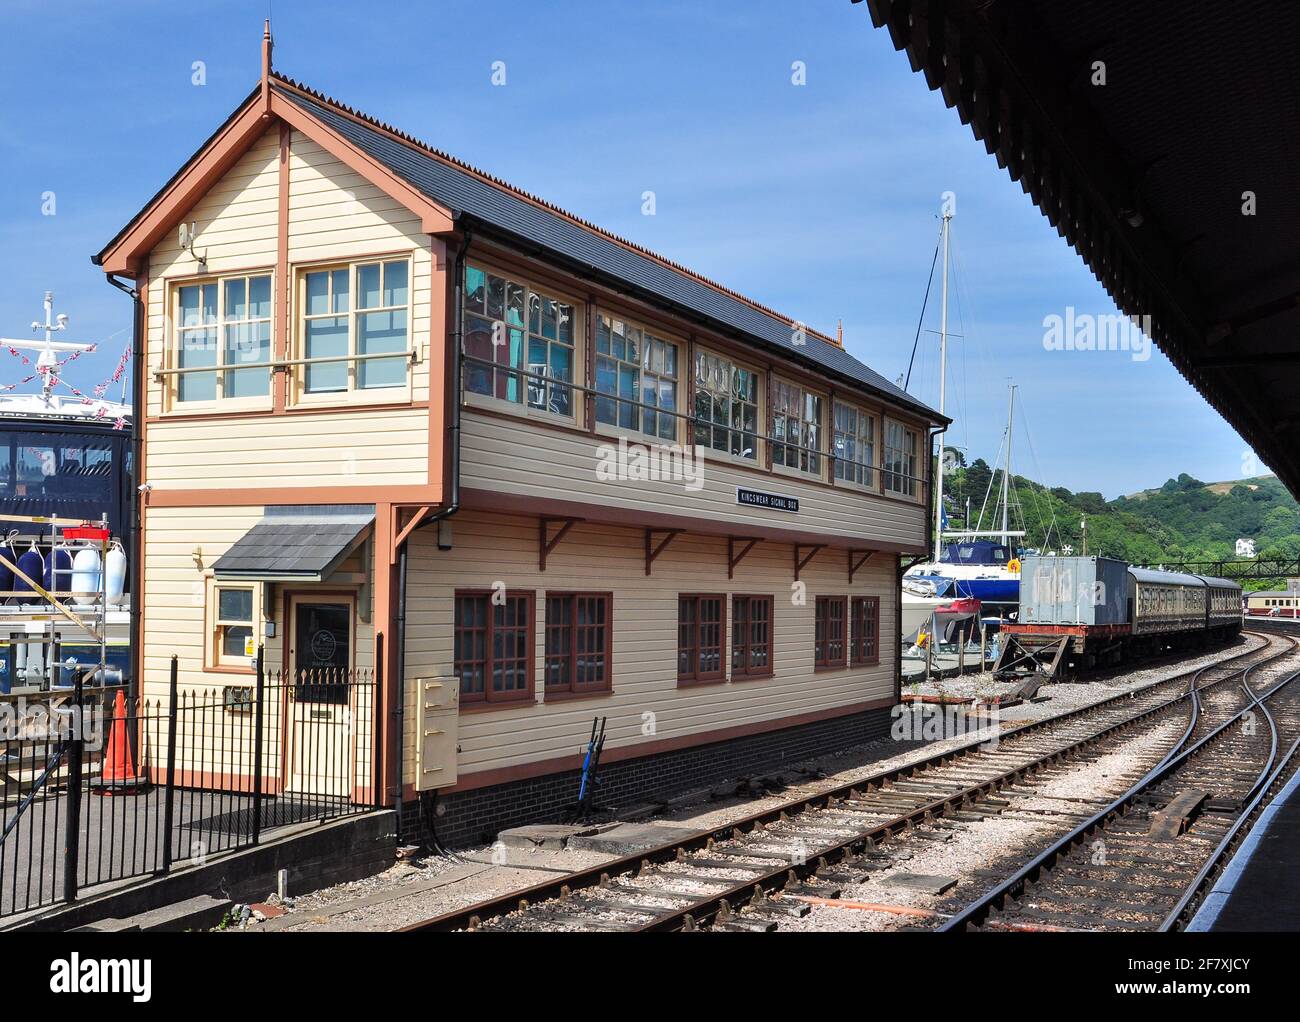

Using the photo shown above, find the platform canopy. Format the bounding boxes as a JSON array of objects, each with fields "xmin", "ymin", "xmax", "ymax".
[
  {"xmin": 859, "ymin": 0, "xmax": 1300, "ymax": 495},
  {"xmin": 212, "ymin": 505, "xmax": 374, "ymax": 581}
]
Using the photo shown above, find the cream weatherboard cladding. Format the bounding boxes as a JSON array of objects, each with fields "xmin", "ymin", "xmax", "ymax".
[
  {"xmin": 402, "ymin": 510, "xmax": 897, "ymax": 783},
  {"xmin": 142, "ymin": 125, "xmax": 432, "ymax": 492},
  {"xmin": 459, "ymin": 409, "xmax": 925, "ymax": 548}
]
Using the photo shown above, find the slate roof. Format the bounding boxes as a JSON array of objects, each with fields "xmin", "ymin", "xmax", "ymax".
[
  {"xmin": 212, "ymin": 507, "xmax": 373, "ymax": 580},
  {"xmin": 272, "ymin": 79, "xmax": 943, "ymax": 421}
]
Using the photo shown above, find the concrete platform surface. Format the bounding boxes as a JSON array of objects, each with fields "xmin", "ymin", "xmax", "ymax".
[
  {"xmin": 1187, "ymin": 757, "xmax": 1300, "ymax": 931},
  {"xmin": 567, "ymin": 822, "xmax": 704, "ymax": 856}
]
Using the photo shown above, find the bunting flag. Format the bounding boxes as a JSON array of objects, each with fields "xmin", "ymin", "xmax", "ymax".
[{"xmin": 0, "ymin": 336, "xmax": 131, "ymax": 429}]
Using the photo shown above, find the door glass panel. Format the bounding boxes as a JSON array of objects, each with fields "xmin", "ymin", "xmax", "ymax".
[{"xmin": 294, "ymin": 602, "xmax": 351, "ymax": 703}]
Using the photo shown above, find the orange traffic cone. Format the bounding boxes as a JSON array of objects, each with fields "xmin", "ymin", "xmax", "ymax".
[{"xmin": 94, "ymin": 689, "xmax": 144, "ymax": 794}]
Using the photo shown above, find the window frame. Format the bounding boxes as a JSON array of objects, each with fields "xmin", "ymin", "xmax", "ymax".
[
  {"xmin": 731, "ymin": 594, "xmax": 774, "ymax": 679},
  {"xmin": 691, "ymin": 348, "xmax": 763, "ymax": 464},
  {"xmin": 814, "ymin": 595, "xmax": 848, "ymax": 670},
  {"xmin": 166, "ymin": 270, "xmax": 275, "ymax": 412},
  {"xmin": 771, "ymin": 376, "xmax": 826, "ymax": 479},
  {"xmin": 292, "ymin": 255, "xmax": 415, "ymax": 407},
  {"xmin": 453, "ymin": 588, "xmax": 536, "ymax": 707},
  {"xmin": 592, "ymin": 313, "xmax": 683, "ymax": 443},
  {"xmin": 833, "ymin": 400, "xmax": 877, "ymax": 490},
  {"xmin": 850, "ymin": 595, "xmax": 881, "ymax": 666},
  {"xmin": 461, "ymin": 261, "xmax": 584, "ymax": 425},
  {"xmin": 206, "ymin": 580, "xmax": 261, "ymax": 673},
  {"xmin": 543, "ymin": 591, "xmax": 613, "ymax": 699},
  {"xmin": 883, "ymin": 417, "xmax": 922, "ymax": 500},
  {"xmin": 677, "ymin": 593, "xmax": 726, "ymax": 686}
]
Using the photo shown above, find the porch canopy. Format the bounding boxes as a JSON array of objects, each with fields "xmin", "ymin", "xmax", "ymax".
[{"xmin": 212, "ymin": 504, "xmax": 374, "ymax": 582}]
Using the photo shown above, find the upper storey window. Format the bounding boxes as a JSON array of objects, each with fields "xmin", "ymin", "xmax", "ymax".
[
  {"xmin": 173, "ymin": 273, "xmax": 272, "ymax": 403},
  {"xmin": 463, "ymin": 265, "xmax": 576, "ymax": 418},
  {"xmin": 693, "ymin": 351, "xmax": 759, "ymax": 460},
  {"xmin": 833, "ymin": 401, "xmax": 875, "ymax": 487},
  {"xmin": 594, "ymin": 315, "xmax": 679, "ymax": 441},
  {"xmin": 299, "ymin": 258, "xmax": 410, "ymax": 397},
  {"xmin": 884, "ymin": 419, "xmax": 920, "ymax": 498},
  {"xmin": 772, "ymin": 379, "xmax": 824, "ymax": 476}
]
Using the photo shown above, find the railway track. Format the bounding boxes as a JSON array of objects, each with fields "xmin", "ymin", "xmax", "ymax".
[
  {"xmin": 403, "ymin": 631, "xmax": 1298, "ymax": 933},
  {"xmin": 938, "ymin": 633, "xmax": 1300, "ymax": 932}
]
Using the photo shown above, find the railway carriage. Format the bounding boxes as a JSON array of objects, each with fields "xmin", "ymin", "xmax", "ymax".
[{"xmin": 998, "ymin": 556, "xmax": 1242, "ymax": 680}]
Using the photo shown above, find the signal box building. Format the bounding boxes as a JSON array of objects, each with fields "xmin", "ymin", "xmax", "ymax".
[{"xmin": 94, "ymin": 34, "xmax": 944, "ymax": 845}]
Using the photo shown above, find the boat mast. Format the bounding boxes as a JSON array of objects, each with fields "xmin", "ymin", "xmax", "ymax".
[
  {"xmin": 1001, "ymin": 383, "xmax": 1016, "ymax": 548},
  {"xmin": 932, "ymin": 206, "xmax": 952, "ymax": 563}
]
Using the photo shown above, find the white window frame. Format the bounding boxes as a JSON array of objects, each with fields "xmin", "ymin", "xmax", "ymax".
[
  {"xmin": 207, "ymin": 580, "xmax": 261, "ymax": 671},
  {"xmin": 592, "ymin": 313, "xmax": 682, "ymax": 443},
  {"xmin": 461, "ymin": 262, "xmax": 582, "ymax": 425},
  {"xmin": 692, "ymin": 348, "xmax": 762, "ymax": 464},
  {"xmin": 291, "ymin": 255, "xmax": 416, "ymax": 407},
  {"xmin": 166, "ymin": 270, "xmax": 275, "ymax": 412},
  {"xmin": 771, "ymin": 377, "xmax": 825, "ymax": 479},
  {"xmin": 833, "ymin": 400, "xmax": 876, "ymax": 490},
  {"xmin": 883, "ymin": 418, "xmax": 921, "ymax": 499}
]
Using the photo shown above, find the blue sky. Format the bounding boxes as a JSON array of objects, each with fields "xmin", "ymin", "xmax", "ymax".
[{"xmin": 0, "ymin": 0, "xmax": 1264, "ymax": 496}]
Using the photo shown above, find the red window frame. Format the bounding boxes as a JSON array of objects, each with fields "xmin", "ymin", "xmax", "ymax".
[
  {"xmin": 815, "ymin": 595, "xmax": 848, "ymax": 669},
  {"xmin": 851, "ymin": 595, "xmax": 880, "ymax": 666},
  {"xmin": 731, "ymin": 595, "xmax": 774, "ymax": 678},
  {"xmin": 544, "ymin": 592, "xmax": 613, "ymax": 697},
  {"xmin": 678, "ymin": 593, "xmax": 725, "ymax": 685},
  {"xmin": 454, "ymin": 589, "xmax": 535, "ymax": 705}
]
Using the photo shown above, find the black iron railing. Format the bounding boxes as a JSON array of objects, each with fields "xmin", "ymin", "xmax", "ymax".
[{"xmin": 0, "ymin": 646, "xmax": 378, "ymax": 920}]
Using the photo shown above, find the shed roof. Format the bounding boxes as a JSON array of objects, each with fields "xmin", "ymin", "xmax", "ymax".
[{"xmin": 212, "ymin": 506, "xmax": 373, "ymax": 581}]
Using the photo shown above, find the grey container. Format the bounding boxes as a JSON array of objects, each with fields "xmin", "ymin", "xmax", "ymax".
[{"xmin": 1018, "ymin": 555, "xmax": 1129, "ymax": 626}]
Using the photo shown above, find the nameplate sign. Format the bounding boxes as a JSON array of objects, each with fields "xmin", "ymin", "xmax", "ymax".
[{"xmin": 736, "ymin": 487, "xmax": 799, "ymax": 513}]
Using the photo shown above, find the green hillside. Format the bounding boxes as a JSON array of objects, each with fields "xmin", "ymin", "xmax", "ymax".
[{"xmin": 939, "ymin": 455, "xmax": 1300, "ymax": 589}]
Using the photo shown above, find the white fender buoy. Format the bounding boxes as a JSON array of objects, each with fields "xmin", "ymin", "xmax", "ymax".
[
  {"xmin": 45, "ymin": 544, "xmax": 73, "ymax": 596},
  {"xmin": 106, "ymin": 540, "xmax": 127, "ymax": 607},
  {"xmin": 72, "ymin": 547, "xmax": 103, "ymax": 606}
]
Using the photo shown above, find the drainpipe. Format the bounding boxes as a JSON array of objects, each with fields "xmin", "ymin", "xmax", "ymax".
[
  {"xmin": 394, "ymin": 228, "xmax": 470, "ymax": 846},
  {"xmin": 105, "ymin": 274, "xmax": 144, "ymax": 708}
]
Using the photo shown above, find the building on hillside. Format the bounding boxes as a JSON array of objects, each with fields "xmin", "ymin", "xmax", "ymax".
[{"xmin": 93, "ymin": 28, "xmax": 945, "ymax": 846}]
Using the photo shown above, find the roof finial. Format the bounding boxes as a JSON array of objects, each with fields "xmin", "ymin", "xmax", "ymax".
[
  {"xmin": 260, "ymin": 19, "xmax": 274, "ymax": 118},
  {"xmin": 836, "ymin": 319, "xmax": 843, "ymax": 346}
]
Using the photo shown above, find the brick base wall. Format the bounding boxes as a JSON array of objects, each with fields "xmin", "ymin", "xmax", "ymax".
[{"xmin": 400, "ymin": 705, "xmax": 893, "ymax": 849}]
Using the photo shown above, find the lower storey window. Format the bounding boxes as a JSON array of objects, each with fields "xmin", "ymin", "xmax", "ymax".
[
  {"xmin": 851, "ymin": 596, "xmax": 880, "ymax": 665},
  {"xmin": 545, "ymin": 593, "xmax": 612, "ymax": 694},
  {"xmin": 731, "ymin": 595, "xmax": 773, "ymax": 677},
  {"xmin": 454, "ymin": 590, "xmax": 534, "ymax": 704},
  {"xmin": 678, "ymin": 594, "xmax": 724, "ymax": 684},
  {"xmin": 815, "ymin": 596, "xmax": 847, "ymax": 669},
  {"xmin": 214, "ymin": 585, "xmax": 256, "ymax": 667}
]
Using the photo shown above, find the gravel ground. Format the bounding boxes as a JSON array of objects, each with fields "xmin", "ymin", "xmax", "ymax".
[{"xmin": 233, "ymin": 633, "xmax": 1268, "ymax": 932}]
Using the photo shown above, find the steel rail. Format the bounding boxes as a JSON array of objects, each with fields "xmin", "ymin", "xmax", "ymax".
[
  {"xmin": 404, "ymin": 630, "xmax": 1286, "ymax": 932},
  {"xmin": 938, "ymin": 647, "xmax": 1300, "ymax": 932}
]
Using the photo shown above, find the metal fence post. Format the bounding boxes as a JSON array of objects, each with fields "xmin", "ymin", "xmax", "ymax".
[
  {"xmin": 162, "ymin": 655, "xmax": 179, "ymax": 874},
  {"xmin": 61, "ymin": 670, "xmax": 85, "ymax": 904},
  {"xmin": 252, "ymin": 645, "xmax": 265, "ymax": 846}
]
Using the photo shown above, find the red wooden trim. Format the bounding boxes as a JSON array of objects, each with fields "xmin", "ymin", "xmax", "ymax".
[
  {"xmin": 795, "ymin": 543, "xmax": 825, "ymax": 581},
  {"xmin": 815, "ymin": 595, "xmax": 849, "ymax": 669},
  {"xmin": 542, "ymin": 590, "xmax": 613, "ymax": 697},
  {"xmin": 676, "ymin": 592, "xmax": 726, "ymax": 686},
  {"xmin": 453, "ymin": 588, "xmax": 536, "ymax": 706},
  {"xmin": 392, "ymin": 505, "xmax": 432, "ymax": 562},
  {"xmin": 848, "ymin": 548, "xmax": 874, "ymax": 585},
  {"xmin": 645, "ymin": 528, "xmax": 684, "ymax": 575},
  {"xmin": 727, "ymin": 536, "xmax": 761, "ymax": 580},
  {"xmin": 274, "ymin": 120, "xmax": 290, "ymax": 413},
  {"xmin": 539, "ymin": 517, "xmax": 582, "ymax": 571}
]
